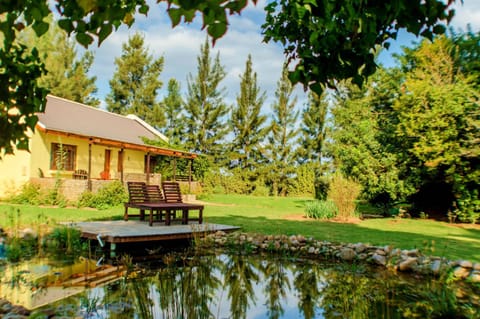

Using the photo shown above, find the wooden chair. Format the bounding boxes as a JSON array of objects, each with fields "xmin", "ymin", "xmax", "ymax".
[
  {"xmin": 162, "ymin": 181, "xmax": 203, "ymax": 224},
  {"xmin": 124, "ymin": 181, "xmax": 148, "ymax": 221},
  {"xmin": 125, "ymin": 182, "xmax": 177, "ymax": 226},
  {"xmin": 145, "ymin": 184, "xmax": 169, "ymax": 221},
  {"xmin": 162, "ymin": 181, "xmax": 183, "ymax": 203}
]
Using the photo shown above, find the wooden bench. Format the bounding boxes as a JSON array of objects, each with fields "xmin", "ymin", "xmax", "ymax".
[
  {"xmin": 124, "ymin": 182, "xmax": 204, "ymax": 226},
  {"xmin": 73, "ymin": 169, "xmax": 88, "ymax": 180}
]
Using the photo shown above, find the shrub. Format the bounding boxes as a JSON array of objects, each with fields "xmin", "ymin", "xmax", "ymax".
[
  {"xmin": 456, "ymin": 188, "xmax": 480, "ymax": 224},
  {"xmin": 8, "ymin": 183, "xmax": 42, "ymax": 205},
  {"xmin": 315, "ymin": 175, "xmax": 330, "ymax": 201},
  {"xmin": 305, "ymin": 200, "xmax": 338, "ymax": 219},
  {"xmin": 251, "ymin": 185, "xmax": 270, "ymax": 197},
  {"xmin": 287, "ymin": 164, "xmax": 315, "ymax": 197},
  {"xmin": 78, "ymin": 181, "xmax": 127, "ymax": 209},
  {"xmin": 45, "ymin": 226, "xmax": 84, "ymax": 255},
  {"xmin": 328, "ymin": 174, "xmax": 362, "ymax": 220}
]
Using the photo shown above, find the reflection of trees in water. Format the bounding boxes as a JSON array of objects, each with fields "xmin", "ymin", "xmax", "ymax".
[
  {"xmin": 131, "ymin": 276, "xmax": 155, "ymax": 319},
  {"xmin": 102, "ymin": 280, "xmax": 137, "ymax": 319},
  {"xmin": 260, "ymin": 257, "xmax": 292, "ymax": 319},
  {"xmin": 155, "ymin": 253, "xmax": 222, "ymax": 319},
  {"xmin": 62, "ymin": 253, "xmax": 478, "ymax": 319},
  {"xmin": 292, "ymin": 262, "xmax": 323, "ymax": 319},
  {"xmin": 223, "ymin": 253, "xmax": 260, "ymax": 319},
  {"xmin": 320, "ymin": 264, "xmax": 374, "ymax": 319}
]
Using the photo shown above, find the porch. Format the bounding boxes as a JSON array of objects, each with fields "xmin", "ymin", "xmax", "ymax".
[{"xmin": 29, "ymin": 175, "xmax": 201, "ymax": 202}]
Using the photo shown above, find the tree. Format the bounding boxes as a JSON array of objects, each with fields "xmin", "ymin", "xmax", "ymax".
[
  {"xmin": 297, "ymin": 92, "xmax": 328, "ymax": 165},
  {"xmin": 106, "ymin": 32, "xmax": 165, "ymax": 128},
  {"xmin": 162, "ymin": 78, "xmax": 185, "ymax": 147},
  {"xmin": 449, "ymin": 27, "xmax": 480, "ymax": 87},
  {"xmin": 265, "ymin": 66, "xmax": 299, "ymax": 196},
  {"xmin": 0, "ymin": 0, "xmax": 459, "ymax": 155},
  {"xmin": 328, "ymin": 70, "xmax": 411, "ymax": 208},
  {"xmin": 394, "ymin": 36, "xmax": 480, "ymax": 221},
  {"xmin": 229, "ymin": 55, "xmax": 268, "ymax": 170},
  {"xmin": 263, "ymin": 0, "xmax": 456, "ymax": 93},
  {"xmin": 21, "ymin": 17, "xmax": 99, "ymax": 106},
  {"xmin": 184, "ymin": 38, "xmax": 228, "ymax": 156}
]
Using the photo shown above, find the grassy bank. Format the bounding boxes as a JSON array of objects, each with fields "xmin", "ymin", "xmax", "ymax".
[{"xmin": 1, "ymin": 194, "xmax": 479, "ymax": 262}]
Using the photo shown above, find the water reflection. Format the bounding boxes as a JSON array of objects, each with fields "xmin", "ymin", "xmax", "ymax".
[{"xmin": 3, "ymin": 252, "xmax": 479, "ymax": 318}]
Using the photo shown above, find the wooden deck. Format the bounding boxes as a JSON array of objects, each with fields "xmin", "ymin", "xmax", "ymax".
[{"xmin": 70, "ymin": 220, "xmax": 239, "ymax": 244}]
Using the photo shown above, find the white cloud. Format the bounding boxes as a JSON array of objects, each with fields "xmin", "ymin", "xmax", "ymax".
[
  {"xmin": 86, "ymin": 0, "xmax": 479, "ymax": 112},
  {"xmin": 450, "ymin": 0, "xmax": 480, "ymax": 30},
  {"xmin": 87, "ymin": 0, "xmax": 298, "ymax": 110}
]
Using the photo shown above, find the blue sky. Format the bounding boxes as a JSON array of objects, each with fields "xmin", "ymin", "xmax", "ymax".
[{"xmin": 85, "ymin": 0, "xmax": 480, "ymax": 110}]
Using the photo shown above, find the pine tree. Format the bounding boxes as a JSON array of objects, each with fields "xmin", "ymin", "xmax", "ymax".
[
  {"xmin": 265, "ymin": 65, "xmax": 300, "ymax": 196},
  {"xmin": 21, "ymin": 17, "xmax": 99, "ymax": 106},
  {"xmin": 297, "ymin": 92, "xmax": 328, "ymax": 166},
  {"xmin": 162, "ymin": 78, "xmax": 185, "ymax": 147},
  {"xmin": 229, "ymin": 55, "xmax": 268, "ymax": 170},
  {"xmin": 184, "ymin": 38, "xmax": 228, "ymax": 155},
  {"xmin": 106, "ymin": 32, "xmax": 164, "ymax": 127}
]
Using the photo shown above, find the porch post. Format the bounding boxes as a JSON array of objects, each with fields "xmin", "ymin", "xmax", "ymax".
[
  {"xmin": 119, "ymin": 149, "xmax": 124, "ymax": 184},
  {"xmin": 173, "ymin": 158, "xmax": 177, "ymax": 181},
  {"xmin": 146, "ymin": 152, "xmax": 150, "ymax": 184},
  {"xmin": 87, "ymin": 140, "xmax": 92, "ymax": 191},
  {"xmin": 188, "ymin": 158, "xmax": 192, "ymax": 193}
]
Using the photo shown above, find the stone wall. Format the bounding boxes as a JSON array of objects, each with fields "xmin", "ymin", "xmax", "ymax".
[{"xmin": 30, "ymin": 177, "xmax": 88, "ymax": 202}]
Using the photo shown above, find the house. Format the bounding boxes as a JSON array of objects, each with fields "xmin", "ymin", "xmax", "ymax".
[{"xmin": 0, "ymin": 95, "xmax": 196, "ymax": 200}]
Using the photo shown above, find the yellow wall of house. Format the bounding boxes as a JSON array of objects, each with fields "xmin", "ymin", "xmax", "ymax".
[
  {"xmin": 0, "ymin": 146, "xmax": 32, "ymax": 198},
  {"xmin": 37, "ymin": 133, "xmax": 148, "ymax": 179},
  {"xmin": 123, "ymin": 149, "xmax": 146, "ymax": 173},
  {"xmin": 0, "ymin": 131, "xmax": 149, "ymax": 198}
]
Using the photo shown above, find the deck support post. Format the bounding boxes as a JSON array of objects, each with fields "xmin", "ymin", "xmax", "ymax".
[{"xmin": 110, "ymin": 243, "xmax": 117, "ymax": 258}]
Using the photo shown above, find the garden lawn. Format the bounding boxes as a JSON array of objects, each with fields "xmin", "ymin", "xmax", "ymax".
[{"xmin": 1, "ymin": 194, "xmax": 479, "ymax": 263}]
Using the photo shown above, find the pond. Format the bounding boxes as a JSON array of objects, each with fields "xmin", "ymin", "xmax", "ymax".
[{"xmin": 1, "ymin": 249, "xmax": 479, "ymax": 319}]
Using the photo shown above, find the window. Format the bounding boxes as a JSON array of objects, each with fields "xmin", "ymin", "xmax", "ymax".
[{"xmin": 50, "ymin": 143, "xmax": 76, "ymax": 171}]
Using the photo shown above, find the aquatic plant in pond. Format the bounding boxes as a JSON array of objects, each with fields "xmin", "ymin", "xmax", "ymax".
[{"xmin": 2, "ymin": 251, "xmax": 478, "ymax": 319}]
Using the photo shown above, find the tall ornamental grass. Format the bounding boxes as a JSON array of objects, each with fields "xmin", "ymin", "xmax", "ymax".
[{"xmin": 328, "ymin": 174, "xmax": 362, "ymax": 220}]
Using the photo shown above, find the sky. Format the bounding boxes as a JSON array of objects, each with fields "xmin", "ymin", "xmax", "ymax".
[{"xmin": 84, "ymin": 0, "xmax": 480, "ymax": 110}]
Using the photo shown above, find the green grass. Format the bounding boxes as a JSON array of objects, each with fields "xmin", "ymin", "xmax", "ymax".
[{"xmin": 1, "ymin": 194, "xmax": 479, "ymax": 262}]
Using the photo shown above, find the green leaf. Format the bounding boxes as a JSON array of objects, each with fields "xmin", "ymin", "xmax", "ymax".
[
  {"xmin": 32, "ymin": 21, "xmax": 49, "ymax": 36},
  {"xmin": 139, "ymin": 4, "xmax": 149, "ymax": 15},
  {"xmin": 58, "ymin": 19, "xmax": 74, "ymax": 34},
  {"xmin": 76, "ymin": 32, "xmax": 93, "ymax": 47},
  {"xmin": 168, "ymin": 8, "xmax": 182, "ymax": 27},
  {"xmin": 309, "ymin": 82, "xmax": 323, "ymax": 96},
  {"xmin": 30, "ymin": 7, "xmax": 43, "ymax": 21},
  {"xmin": 433, "ymin": 24, "xmax": 446, "ymax": 35},
  {"xmin": 98, "ymin": 23, "xmax": 113, "ymax": 44},
  {"xmin": 183, "ymin": 9, "xmax": 196, "ymax": 23},
  {"xmin": 207, "ymin": 22, "xmax": 227, "ymax": 40}
]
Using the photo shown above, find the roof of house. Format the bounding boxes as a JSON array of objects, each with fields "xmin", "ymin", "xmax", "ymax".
[{"xmin": 36, "ymin": 95, "xmax": 195, "ymax": 158}]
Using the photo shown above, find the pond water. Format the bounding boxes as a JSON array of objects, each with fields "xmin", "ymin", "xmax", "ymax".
[{"xmin": 2, "ymin": 250, "xmax": 478, "ymax": 318}]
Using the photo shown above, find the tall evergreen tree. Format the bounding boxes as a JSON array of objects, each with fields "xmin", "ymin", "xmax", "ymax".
[
  {"xmin": 162, "ymin": 78, "xmax": 185, "ymax": 147},
  {"xmin": 106, "ymin": 32, "xmax": 164, "ymax": 128},
  {"xmin": 229, "ymin": 55, "xmax": 268, "ymax": 170},
  {"xmin": 265, "ymin": 66, "xmax": 299, "ymax": 196},
  {"xmin": 184, "ymin": 38, "xmax": 228, "ymax": 155},
  {"xmin": 297, "ymin": 92, "xmax": 328, "ymax": 165},
  {"xmin": 21, "ymin": 17, "xmax": 99, "ymax": 106}
]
